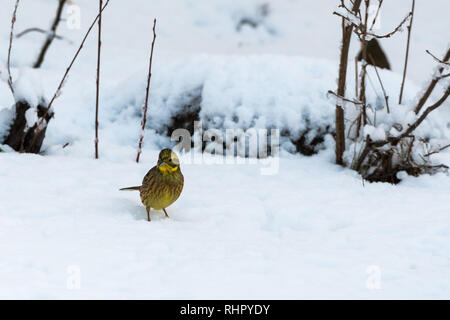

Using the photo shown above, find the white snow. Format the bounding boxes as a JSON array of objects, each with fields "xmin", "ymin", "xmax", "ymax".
[
  {"xmin": 364, "ymin": 124, "xmax": 387, "ymax": 141},
  {"xmin": 1, "ymin": 150, "xmax": 450, "ymax": 299},
  {"xmin": 0, "ymin": 0, "xmax": 449, "ymax": 299}
]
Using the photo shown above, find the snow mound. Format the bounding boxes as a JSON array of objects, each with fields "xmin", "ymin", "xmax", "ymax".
[{"xmin": 106, "ymin": 55, "xmax": 448, "ymax": 156}]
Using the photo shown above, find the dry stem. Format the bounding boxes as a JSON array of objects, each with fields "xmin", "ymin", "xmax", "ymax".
[
  {"xmin": 95, "ymin": 0, "xmax": 103, "ymax": 159},
  {"xmin": 29, "ymin": 0, "xmax": 111, "ymax": 151},
  {"xmin": 414, "ymin": 48, "xmax": 450, "ymax": 114},
  {"xmin": 7, "ymin": 0, "xmax": 20, "ymax": 96},
  {"xmin": 136, "ymin": 18, "xmax": 157, "ymax": 163},
  {"xmin": 33, "ymin": 0, "xmax": 67, "ymax": 68},
  {"xmin": 368, "ymin": 53, "xmax": 390, "ymax": 113},
  {"xmin": 399, "ymin": 0, "xmax": 415, "ymax": 104},
  {"xmin": 335, "ymin": 0, "xmax": 363, "ymax": 165}
]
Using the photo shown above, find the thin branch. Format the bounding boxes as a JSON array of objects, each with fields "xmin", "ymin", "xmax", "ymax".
[
  {"xmin": 436, "ymin": 73, "xmax": 450, "ymax": 80},
  {"xmin": 415, "ymin": 48, "xmax": 450, "ymax": 114},
  {"xmin": 95, "ymin": 0, "xmax": 103, "ymax": 159},
  {"xmin": 426, "ymin": 49, "xmax": 450, "ymax": 67},
  {"xmin": 328, "ymin": 90, "xmax": 363, "ymax": 105},
  {"xmin": 334, "ymin": 0, "xmax": 364, "ymax": 165},
  {"xmin": 7, "ymin": 0, "xmax": 20, "ymax": 96},
  {"xmin": 337, "ymin": 1, "xmax": 361, "ymax": 22},
  {"xmin": 405, "ymin": 135, "xmax": 415, "ymax": 163},
  {"xmin": 403, "ymin": 87, "xmax": 450, "ymax": 138},
  {"xmin": 364, "ymin": 12, "xmax": 411, "ymax": 39},
  {"xmin": 369, "ymin": 0, "xmax": 383, "ymax": 31},
  {"xmin": 399, "ymin": 0, "xmax": 415, "ymax": 104},
  {"xmin": 355, "ymin": 88, "xmax": 450, "ymax": 169},
  {"xmin": 354, "ymin": 56, "xmax": 360, "ymax": 97},
  {"xmin": 16, "ymin": 27, "xmax": 47, "ymax": 38},
  {"xmin": 332, "ymin": 11, "xmax": 360, "ymax": 28},
  {"xmin": 16, "ymin": 28, "xmax": 70, "ymax": 43},
  {"xmin": 136, "ymin": 18, "xmax": 157, "ymax": 163},
  {"xmin": 368, "ymin": 53, "xmax": 390, "ymax": 113},
  {"xmin": 29, "ymin": 0, "xmax": 111, "ymax": 150},
  {"xmin": 424, "ymin": 144, "xmax": 450, "ymax": 157},
  {"xmin": 357, "ymin": 0, "xmax": 370, "ymax": 132},
  {"xmin": 33, "ymin": 0, "xmax": 67, "ymax": 68},
  {"xmin": 354, "ymin": 135, "xmax": 371, "ymax": 171}
]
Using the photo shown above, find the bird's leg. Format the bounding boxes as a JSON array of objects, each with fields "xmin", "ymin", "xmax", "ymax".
[
  {"xmin": 146, "ymin": 207, "xmax": 151, "ymax": 222},
  {"xmin": 163, "ymin": 208, "xmax": 169, "ymax": 218}
]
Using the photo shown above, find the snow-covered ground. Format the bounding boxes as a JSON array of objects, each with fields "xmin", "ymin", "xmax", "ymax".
[
  {"xmin": 1, "ymin": 0, "xmax": 450, "ymax": 299},
  {"xmin": 1, "ymin": 150, "xmax": 450, "ymax": 299}
]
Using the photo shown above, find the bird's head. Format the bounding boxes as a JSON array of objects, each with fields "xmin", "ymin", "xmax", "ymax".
[{"xmin": 157, "ymin": 149, "xmax": 180, "ymax": 175}]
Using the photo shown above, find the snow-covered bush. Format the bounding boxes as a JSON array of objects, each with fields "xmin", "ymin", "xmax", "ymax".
[
  {"xmin": 0, "ymin": 64, "xmax": 52, "ymax": 153},
  {"xmin": 109, "ymin": 55, "xmax": 340, "ymax": 157},
  {"xmin": 332, "ymin": 0, "xmax": 450, "ymax": 183}
]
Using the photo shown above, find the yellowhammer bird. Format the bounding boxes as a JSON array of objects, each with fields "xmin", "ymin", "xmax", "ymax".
[{"xmin": 120, "ymin": 149, "xmax": 184, "ymax": 221}]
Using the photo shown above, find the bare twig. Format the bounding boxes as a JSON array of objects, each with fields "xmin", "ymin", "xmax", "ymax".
[
  {"xmin": 355, "ymin": 87, "xmax": 449, "ymax": 171},
  {"xmin": 399, "ymin": 0, "xmax": 415, "ymax": 104},
  {"xmin": 332, "ymin": 11, "xmax": 360, "ymax": 28},
  {"xmin": 405, "ymin": 135, "xmax": 415, "ymax": 163},
  {"xmin": 354, "ymin": 0, "xmax": 371, "ymax": 138},
  {"xmin": 95, "ymin": 0, "xmax": 103, "ymax": 159},
  {"xmin": 415, "ymin": 48, "xmax": 450, "ymax": 114},
  {"xmin": 136, "ymin": 18, "xmax": 157, "ymax": 163},
  {"xmin": 354, "ymin": 56, "xmax": 359, "ymax": 97},
  {"xmin": 328, "ymin": 90, "xmax": 363, "ymax": 105},
  {"xmin": 364, "ymin": 12, "xmax": 411, "ymax": 39},
  {"xmin": 426, "ymin": 50, "xmax": 450, "ymax": 67},
  {"xmin": 424, "ymin": 144, "xmax": 450, "ymax": 157},
  {"xmin": 368, "ymin": 53, "xmax": 390, "ymax": 113},
  {"xmin": 437, "ymin": 73, "xmax": 450, "ymax": 80},
  {"xmin": 7, "ymin": 0, "xmax": 20, "ymax": 96},
  {"xmin": 354, "ymin": 135, "xmax": 371, "ymax": 171},
  {"xmin": 336, "ymin": 1, "xmax": 409, "ymax": 42},
  {"xmin": 369, "ymin": 0, "xmax": 383, "ymax": 31},
  {"xmin": 335, "ymin": 0, "xmax": 363, "ymax": 165},
  {"xmin": 33, "ymin": 0, "xmax": 67, "ymax": 68},
  {"xmin": 403, "ymin": 87, "xmax": 450, "ymax": 138},
  {"xmin": 16, "ymin": 28, "xmax": 70, "ymax": 43},
  {"xmin": 29, "ymin": 0, "xmax": 111, "ymax": 150}
]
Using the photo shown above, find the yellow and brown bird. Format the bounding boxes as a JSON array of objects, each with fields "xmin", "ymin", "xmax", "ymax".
[{"xmin": 120, "ymin": 149, "xmax": 184, "ymax": 221}]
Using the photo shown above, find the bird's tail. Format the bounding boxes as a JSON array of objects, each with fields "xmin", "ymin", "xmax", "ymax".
[{"xmin": 119, "ymin": 186, "xmax": 141, "ymax": 191}]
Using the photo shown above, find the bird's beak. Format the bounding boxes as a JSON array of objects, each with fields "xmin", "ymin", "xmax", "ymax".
[{"xmin": 158, "ymin": 161, "xmax": 178, "ymax": 174}]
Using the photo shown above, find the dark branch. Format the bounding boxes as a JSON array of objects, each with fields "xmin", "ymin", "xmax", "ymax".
[
  {"xmin": 16, "ymin": 27, "xmax": 70, "ymax": 43},
  {"xmin": 403, "ymin": 87, "xmax": 450, "ymax": 138},
  {"xmin": 424, "ymin": 144, "xmax": 450, "ymax": 157},
  {"xmin": 364, "ymin": 12, "xmax": 411, "ymax": 39},
  {"xmin": 414, "ymin": 48, "xmax": 450, "ymax": 114},
  {"xmin": 399, "ymin": 0, "xmax": 415, "ymax": 104},
  {"xmin": 95, "ymin": 0, "xmax": 103, "ymax": 159},
  {"xmin": 328, "ymin": 90, "xmax": 363, "ymax": 106},
  {"xmin": 136, "ymin": 18, "xmax": 157, "ymax": 163},
  {"xmin": 33, "ymin": 0, "xmax": 67, "ymax": 68},
  {"xmin": 7, "ymin": 0, "xmax": 20, "ymax": 96},
  {"xmin": 426, "ymin": 49, "xmax": 450, "ymax": 66},
  {"xmin": 29, "ymin": 0, "xmax": 111, "ymax": 150},
  {"xmin": 368, "ymin": 53, "xmax": 390, "ymax": 113},
  {"xmin": 369, "ymin": 0, "xmax": 383, "ymax": 31}
]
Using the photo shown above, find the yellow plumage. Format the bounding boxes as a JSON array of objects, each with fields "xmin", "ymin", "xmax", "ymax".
[{"xmin": 120, "ymin": 149, "xmax": 184, "ymax": 221}]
